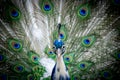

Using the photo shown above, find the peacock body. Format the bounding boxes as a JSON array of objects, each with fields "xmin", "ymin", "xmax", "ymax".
[{"xmin": 0, "ymin": 0, "xmax": 120, "ymax": 80}]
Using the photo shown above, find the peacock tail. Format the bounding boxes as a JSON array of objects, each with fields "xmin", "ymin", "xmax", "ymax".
[{"xmin": 0, "ymin": 0, "xmax": 120, "ymax": 80}]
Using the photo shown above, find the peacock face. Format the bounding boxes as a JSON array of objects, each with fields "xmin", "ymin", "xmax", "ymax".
[
  {"xmin": 53, "ymin": 39, "xmax": 65, "ymax": 56},
  {"xmin": 53, "ymin": 45, "xmax": 65, "ymax": 57}
]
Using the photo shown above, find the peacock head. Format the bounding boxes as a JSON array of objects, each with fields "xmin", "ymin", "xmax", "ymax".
[{"xmin": 53, "ymin": 39, "xmax": 65, "ymax": 57}]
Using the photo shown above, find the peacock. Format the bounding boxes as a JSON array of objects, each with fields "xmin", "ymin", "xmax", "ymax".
[{"xmin": 0, "ymin": 0, "xmax": 120, "ymax": 80}]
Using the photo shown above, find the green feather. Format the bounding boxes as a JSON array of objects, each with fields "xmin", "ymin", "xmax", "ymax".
[
  {"xmin": 13, "ymin": 64, "xmax": 25, "ymax": 73},
  {"xmin": 44, "ymin": 46, "xmax": 55, "ymax": 59},
  {"xmin": 7, "ymin": 38, "xmax": 23, "ymax": 52},
  {"xmin": 77, "ymin": 61, "xmax": 93, "ymax": 71},
  {"xmin": 27, "ymin": 74, "xmax": 35, "ymax": 80},
  {"xmin": 113, "ymin": 49, "xmax": 120, "ymax": 60},
  {"xmin": 7, "ymin": 7, "xmax": 21, "ymax": 21},
  {"xmin": 101, "ymin": 70, "xmax": 112, "ymax": 79},
  {"xmin": 40, "ymin": 0, "xmax": 54, "ymax": 14},
  {"xmin": 0, "ymin": 0, "xmax": 21, "ymax": 22},
  {"xmin": 71, "ymin": 74, "xmax": 80, "ymax": 80},
  {"xmin": 53, "ymin": 25, "xmax": 68, "ymax": 41},
  {"xmin": 77, "ymin": 4, "xmax": 90, "ymax": 20},
  {"xmin": 27, "ymin": 51, "xmax": 40, "ymax": 64},
  {"xmin": 0, "ymin": 54, "xmax": 6, "ymax": 63},
  {"xmin": 32, "ymin": 65, "xmax": 46, "ymax": 78},
  {"xmin": 64, "ymin": 52, "xmax": 74, "ymax": 65},
  {"xmin": 81, "ymin": 35, "xmax": 96, "ymax": 47}
]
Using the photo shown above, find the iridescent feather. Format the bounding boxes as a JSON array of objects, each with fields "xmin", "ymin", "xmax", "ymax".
[{"xmin": 0, "ymin": 0, "xmax": 120, "ymax": 80}]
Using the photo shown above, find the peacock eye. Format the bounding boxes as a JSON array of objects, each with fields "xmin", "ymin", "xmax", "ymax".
[
  {"xmin": 113, "ymin": 49, "xmax": 120, "ymax": 60},
  {"xmin": 40, "ymin": 0, "xmax": 53, "ymax": 14},
  {"xmin": 101, "ymin": 71, "xmax": 112, "ymax": 79},
  {"xmin": 81, "ymin": 35, "xmax": 96, "ymax": 47},
  {"xmin": 27, "ymin": 51, "xmax": 40, "ymax": 64},
  {"xmin": 7, "ymin": 38, "xmax": 23, "ymax": 52},
  {"xmin": 64, "ymin": 53, "xmax": 74, "ymax": 65},
  {"xmin": 11, "ymin": 9, "xmax": 19, "ymax": 17},
  {"xmin": 8, "ymin": 7, "xmax": 21, "ymax": 21},
  {"xmin": 44, "ymin": 4, "xmax": 51, "ymax": 11},
  {"xmin": 77, "ymin": 4, "xmax": 90, "ymax": 20},
  {"xmin": 44, "ymin": 46, "xmax": 56, "ymax": 59},
  {"xmin": 53, "ymin": 46, "xmax": 56, "ymax": 50},
  {"xmin": 52, "ymin": 46, "xmax": 57, "ymax": 54},
  {"xmin": 62, "ymin": 45, "xmax": 65, "ymax": 49},
  {"xmin": 13, "ymin": 64, "xmax": 25, "ymax": 73},
  {"xmin": 79, "ymin": 8, "xmax": 86, "ymax": 16},
  {"xmin": 77, "ymin": 61, "xmax": 93, "ymax": 71},
  {"xmin": 0, "ymin": 54, "xmax": 6, "ymax": 63},
  {"xmin": 53, "ymin": 25, "xmax": 68, "ymax": 41},
  {"xmin": 61, "ymin": 45, "xmax": 65, "ymax": 54}
]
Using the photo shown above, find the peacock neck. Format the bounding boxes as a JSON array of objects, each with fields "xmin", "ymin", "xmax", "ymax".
[
  {"xmin": 57, "ymin": 55, "xmax": 64, "ymax": 65},
  {"xmin": 56, "ymin": 55, "xmax": 66, "ymax": 73}
]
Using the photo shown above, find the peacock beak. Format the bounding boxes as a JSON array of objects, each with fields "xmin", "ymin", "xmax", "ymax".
[{"xmin": 56, "ymin": 48, "xmax": 62, "ymax": 57}]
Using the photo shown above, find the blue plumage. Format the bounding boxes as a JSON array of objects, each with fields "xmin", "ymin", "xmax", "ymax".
[{"xmin": 53, "ymin": 39, "xmax": 64, "ymax": 49}]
